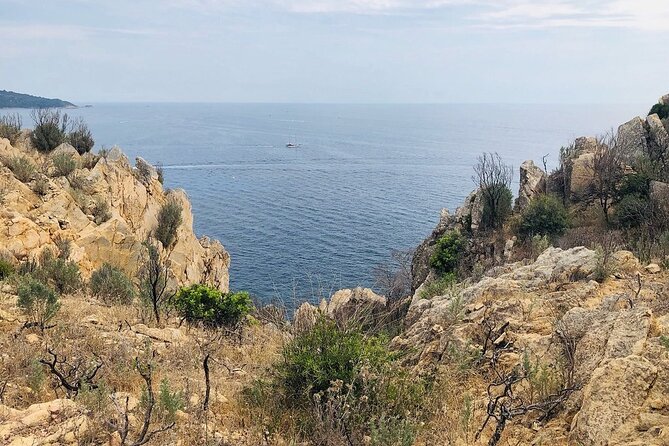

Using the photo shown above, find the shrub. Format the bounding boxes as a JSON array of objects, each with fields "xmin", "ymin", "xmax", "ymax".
[
  {"xmin": 92, "ymin": 198, "xmax": 111, "ymax": 224},
  {"xmin": 0, "ymin": 259, "xmax": 14, "ymax": 280},
  {"xmin": 649, "ymin": 103, "xmax": 669, "ymax": 120},
  {"xmin": 618, "ymin": 173, "xmax": 650, "ymax": 199},
  {"xmin": 429, "ymin": 230, "xmax": 465, "ymax": 275},
  {"xmin": 7, "ymin": 155, "xmax": 35, "ymax": 182},
  {"xmin": 17, "ymin": 276, "xmax": 60, "ymax": 329},
  {"xmin": 0, "ymin": 113, "xmax": 22, "ymax": 144},
  {"xmin": 155, "ymin": 198, "xmax": 182, "ymax": 248},
  {"xmin": 156, "ymin": 379, "xmax": 184, "ymax": 424},
  {"xmin": 67, "ymin": 171, "xmax": 88, "ymax": 190},
  {"xmin": 67, "ymin": 117, "xmax": 94, "ymax": 154},
  {"xmin": 51, "ymin": 152, "xmax": 77, "ymax": 177},
  {"xmin": 419, "ymin": 273, "xmax": 456, "ymax": 299},
  {"xmin": 518, "ymin": 194, "xmax": 569, "ymax": 239},
  {"xmin": 30, "ymin": 109, "xmax": 68, "ymax": 153},
  {"xmin": 173, "ymin": 284, "xmax": 253, "ymax": 328},
  {"xmin": 32, "ymin": 175, "xmax": 49, "ymax": 196},
  {"xmin": 89, "ymin": 263, "xmax": 134, "ymax": 304},
  {"xmin": 481, "ymin": 184, "xmax": 513, "ymax": 230},
  {"xmin": 35, "ymin": 248, "xmax": 81, "ymax": 294},
  {"xmin": 614, "ymin": 194, "xmax": 651, "ymax": 228}
]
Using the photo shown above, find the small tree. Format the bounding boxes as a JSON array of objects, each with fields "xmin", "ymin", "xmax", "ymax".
[
  {"xmin": 18, "ymin": 276, "xmax": 60, "ymax": 329},
  {"xmin": 155, "ymin": 199, "xmax": 182, "ymax": 249},
  {"xmin": 138, "ymin": 240, "xmax": 174, "ymax": 326},
  {"xmin": 90, "ymin": 263, "xmax": 135, "ymax": 304},
  {"xmin": 67, "ymin": 117, "xmax": 94, "ymax": 154},
  {"xmin": 30, "ymin": 109, "xmax": 68, "ymax": 153},
  {"xmin": 591, "ymin": 133, "xmax": 625, "ymax": 225},
  {"xmin": 430, "ymin": 230, "xmax": 465, "ymax": 275},
  {"xmin": 0, "ymin": 113, "xmax": 22, "ymax": 144},
  {"xmin": 649, "ymin": 103, "xmax": 669, "ymax": 120},
  {"xmin": 473, "ymin": 153, "xmax": 513, "ymax": 230},
  {"xmin": 518, "ymin": 194, "xmax": 569, "ymax": 239}
]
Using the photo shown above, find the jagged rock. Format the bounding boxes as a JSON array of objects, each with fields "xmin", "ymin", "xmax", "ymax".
[
  {"xmin": 455, "ymin": 189, "xmax": 483, "ymax": 231},
  {"xmin": 516, "ymin": 160, "xmax": 546, "ymax": 210},
  {"xmin": 611, "ymin": 250, "xmax": 641, "ymax": 277},
  {"xmin": 0, "ymin": 140, "xmax": 230, "ymax": 291},
  {"xmin": 650, "ymin": 181, "xmax": 669, "ymax": 218},
  {"xmin": 293, "ymin": 302, "xmax": 319, "ymax": 334},
  {"xmin": 570, "ymin": 356, "xmax": 658, "ymax": 446},
  {"xmin": 325, "ymin": 287, "xmax": 387, "ymax": 326},
  {"xmin": 411, "ymin": 208, "xmax": 456, "ymax": 291},
  {"xmin": 660, "ymin": 94, "xmax": 669, "ymax": 105},
  {"xmin": 617, "ymin": 116, "xmax": 648, "ymax": 159},
  {"xmin": 50, "ymin": 143, "xmax": 80, "ymax": 159},
  {"xmin": 569, "ymin": 137, "xmax": 599, "ymax": 200},
  {"xmin": 645, "ymin": 263, "xmax": 662, "ymax": 274},
  {"xmin": 646, "ymin": 114, "xmax": 669, "ymax": 149}
]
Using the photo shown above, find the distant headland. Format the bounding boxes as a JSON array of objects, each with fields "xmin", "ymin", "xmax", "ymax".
[{"xmin": 0, "ymin": 89, "xmax": 75, "ymax": 108}]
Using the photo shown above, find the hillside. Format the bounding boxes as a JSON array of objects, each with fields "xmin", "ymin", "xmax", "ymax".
[
  {"xmin": 0, "ymin": 94, "xmax": 668, "ymax": 445},
  {"xmin": 0, "ymin": 90, "xmax": 75, "ymax": 108}
]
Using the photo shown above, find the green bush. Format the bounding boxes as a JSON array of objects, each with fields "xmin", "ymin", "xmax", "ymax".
[
  {"xmin": 17, "ymin": 276, "xmax": 60, "ymax": 329},
  {"xmin": 0, "ymin": 259, "xmax": 14, "ymax": 280},
  {"xmin": 481, "ymin": 184, "xmax": 513, "ymax": 230},
  {"xmin": 614, "ymin": 194, "xmax": 651, "ymax": 228},
  {"xmin": 518, "ymin": 194, "xmax": 569, "ymax": 238},
  {"xmin": 649, "ymin": 103, "xmax": 669, "ymax": 120},
  {"xmin": 419, "ymin": 273, "xmax": 456, "ymax": 299},
  {"xmin": 30, "ymin": 109, "xmax": 68, "ymax": 153},
  {"xmin": 35, "ymin": 249, "xmax": 81, "ymax": 294},
  {"xmin": 429, "ymin": 230, "xmax": 465, "ymax": 275},
  {"xmin": 173, "ymin": 284, "xmax": 253, "ymax": 328},
  {"xmin": 7, "ymin": 155, "xmax": 35, "ymax": 183},
  {"xmin": 89, "ymin": 263, "xmax": 134, "ymax": 304},
  {"xmin": 51, "ymin": 152, "xmax": 77, "ymax": 177},
  {"xmin": 0, "ymin": 113, "xmax": 22, "ymax": 144},
  {"xmin": 67, "ymin": 117, "xmax": 94, "ymax": 154},
  {"xmin": 155, "ymin": 198, "xmax": 182, "ymax": 248},
  {"xmin": 32, "ymin": 175, "xmax": 50, "ymax": 196},
  {"xmin": 618, "ymin": 173, "xmax": 651, "ymax": 199}
]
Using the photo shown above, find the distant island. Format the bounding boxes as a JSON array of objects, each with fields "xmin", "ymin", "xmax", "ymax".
[{"xmin": 0, "ymin": 89, "xmax": 75, "ymax": 108}]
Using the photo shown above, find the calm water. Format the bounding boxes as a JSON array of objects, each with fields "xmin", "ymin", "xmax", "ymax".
[{"xmin": 8, "ymin": 103, "xmax": 647, "ymax": 303}]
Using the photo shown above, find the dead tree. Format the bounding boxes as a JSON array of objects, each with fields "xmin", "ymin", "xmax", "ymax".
[
  {"xmin": 138, "ymin": 240, "xmax": 175, "ymax": 326},
  {"xmin": 112, "ymin": 357, "xmax": 175, "ymax": 446},
  {"xmin": 592, "ymin": 132, "xmax": 626, "ymax": 225},
  {"xmin": 39, "ymin": 348, "xmax": 103, "ymax": 397}
]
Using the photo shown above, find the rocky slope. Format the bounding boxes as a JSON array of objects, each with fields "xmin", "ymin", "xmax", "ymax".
[{"xmin": 0, "ymin": 137, "xmax": 229, "ymax": 290}]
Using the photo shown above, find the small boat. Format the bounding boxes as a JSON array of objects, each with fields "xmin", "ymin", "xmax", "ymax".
[{"xmin": 286, "ymin": 142, "xmax": 300, "ymax": 148}]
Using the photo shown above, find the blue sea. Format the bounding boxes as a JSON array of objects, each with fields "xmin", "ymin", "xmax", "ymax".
[{"xmin": 8, "ymin": 103, "xmax": 648, "ymax": 303}]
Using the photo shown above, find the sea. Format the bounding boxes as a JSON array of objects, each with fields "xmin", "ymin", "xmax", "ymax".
[{"xmin": 7, "ymin": 103, "xmax": 648, "ymax": 304}]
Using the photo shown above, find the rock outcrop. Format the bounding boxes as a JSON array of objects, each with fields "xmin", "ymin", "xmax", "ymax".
[
  {"xmin": 515, "ymin": 160, "xmax": 546, "ymax": 210},
  {"xmin": 0, "ymin": 138, "xmax": 229, "ymax": 291},
  {"xmin": 292, "ymin": 287, "xmax": 387, "ymax": 330}
]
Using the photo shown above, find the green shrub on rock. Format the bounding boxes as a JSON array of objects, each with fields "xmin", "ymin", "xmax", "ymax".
[
  {"xmin": 481, "ymin": 184, "xmax": 513, "ymax": 230},
  {"xmin": 0, "ymin": 259, "xmax": 14, "ymax": 280},
  {"xmin": 429, "ymin": 230, "xmax": 465, "ymax": 275},
  {"xmin": 649, "ymin": 103, "xmax": 669, "ymax": 120},
  {"xmin": 0, "ymin": 113, "xmax": 22, "ymax": 144},
  {"xmin": 35, "ymin": 248, "xmax": 81, "ymax": 294},
  {"xmin": 90, "ymin": 263, "xmax": 134, "ymax": 304},
  {"xmin": 67, "ymin": 117, "xmax": 94, "ymax": 154},
  {"xmin": 7, "ymin": 155, "xmax": 35, "ymax": 183},
  {"xmin": 18, "ymin": 276, "xmax": 60, "ymax": 329},
  {"xmin": 52, "ymin": 152, "xmax": 77, "ymax": 177},
  {"xmin": 173, "ymin": 284, "xmax": 253, "ymax": 328},
  {"xmin": 518, "ymin": 194, "xmax": 569, "ymax": 239},
  {"xmin": 155, "ymin": 198, "xmax": 182, "ymax": 249}
]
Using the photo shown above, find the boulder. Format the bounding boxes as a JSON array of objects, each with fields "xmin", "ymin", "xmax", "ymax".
[
  {"xmin": 293, "ymin": 302, "xmax": 319, "ymax": 334},
  {"xmin": 324, "ymin": 287, "xmax": 387, "ymax": 326},
  {"xmin": 516, "ymin": 160, "xmax": 546, "ymax": 210},
  {"xmin": 570, "ymin": 152, "xmax": 596, "ymax": 200},
  {"xmin": 617, "ymin": 116, "xmax": 648, "ymax": 160},
  {"xmin": 646, "ymin": 114, "xmax": 669, "ymax": 149},
  {"xmin": 659, "ymin": 94, "xmax": 669, "ymax": 105},
  {"xmin": 650, "ymin": 181, "xmax": 669, "ymax": 218}
]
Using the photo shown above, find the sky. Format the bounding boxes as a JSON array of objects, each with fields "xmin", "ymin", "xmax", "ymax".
[{"xmin": 0, "ymin": 0, "xmax": 668, "ymax": 103}]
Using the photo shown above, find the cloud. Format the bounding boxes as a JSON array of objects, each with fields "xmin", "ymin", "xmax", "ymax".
[{"xmin": 0, "ymin": 23, "xmax": 161, "ymax": 42}]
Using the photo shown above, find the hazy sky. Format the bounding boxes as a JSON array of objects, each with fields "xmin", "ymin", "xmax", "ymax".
[{"xmin": 1, "ymin": 0, "xmax": 667, "ymax": 103}]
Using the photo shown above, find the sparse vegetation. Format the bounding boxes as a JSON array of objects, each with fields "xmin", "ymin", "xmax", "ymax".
[
  {"xmin": 30, "ymin": 109, "xmax": 68, "ymax": 153},
  {"xmin": 17, "ymin": 276, "xmax": 60, "ymax": 329},
  {"xmin": 32, "ymin": 175, "xmax": 50, "ymax": 196},
  {"xmin": 90, "ymin": 263, "xmax": 135, "ymax": 304},
  {"xmin": 518, "ymin": 194, "xmax": 569, "ymax": 238},
  {"xmin": 7, "ymin": 155, "xmax": 36, "ymax": 182},
  {"xmin": 92, "ymin": 198, "xmax": 112, "ymax": 224},
  {"xmin": 473, "ymin": 152, "xmax": 513, "ymax": 230},
  {"xmin": 0, "ymin": 113, "xmax": 22, "ymax": 144},
  {"xmin": 138, "ymin": 240, "xmax": 174, "ymax": 325},
  {"xmin": 419, "ymin": 272, "xmax": 456, "ymax": 299},
  {"xmin": 0, "ymin": 259, "xmax": 14, "ymax": 280},
  {"xmin": 51, "ymin": 152, "xmax": 77, "ymax": 177},
  {"xmin": 67, "ymin": 117, "xmax": 95, "ymax": 154},
  {"xmin": 33, "ymin": 248, "xmax": 82, "ymax": 294}
]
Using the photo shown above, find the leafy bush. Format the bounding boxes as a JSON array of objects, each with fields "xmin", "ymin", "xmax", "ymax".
[
  {"xmin": 51, "ymin": 152, "xmax": 77, "ymax": 177},
  {"xmin": 155, "ymin": 198, "xmax": 182, "ymax": 248},
  {"xmin": 173, "ymin": 284, "xmax": 253, "ymax": 328},
  {"xmin": 0, "ymin": 113, "xmax": 22, "ymax": 144},
  {"xmin": 17, "ymin": 276, "xmax": 60, "ymax": 329},
  {"xmin": 30, "ymin": 109, "xmax": 68, "ymax": 153},
  {"xmin": 618, "ymin": 173, "xmax": 650, "ymax": 199},
  {"xmin": 67, "ymin": 117, "xmax": 94, "ymax": 154},
  {"xmin": 649, "ymin": 103, "xmax": 669, "ymax": 120},
  {"xmin": 429, "ymin": 230, "xmax": 465, "ymax": 275},
  {"xmin": 35, "ymin": 249, "xmax": 81, "ymax": 294},
  {"xmin": 89, "ymin": 263, "xmax": 134, "ymax": 304},
  {"xmin": 614, "ymin": 194, "xmax": 651, "ymax": 228},
  {"xmin": 518, "ymin": 194, "xmax": 569, "ymax": 238},
  {"xmin": 153, "ymin": 379, "xmax": 184, "ymax": 424},
  {"xmin": 0, "ymin": 259, "xmax": 14, "ymax": 280},
  {"xmin": 7, "ymin": 155, "xmax": 35, "ymax": 182},
  {"xmin": 92, "ymin": 198, "xmax": 111, "ymax": 224},
  {"xmin": 419, "ymin": 273, "xmax": 456, "ymax": 299},
  {"xmin": 245, "ymin": 318, "xmax": 429, "ymax": 445},
  {"xmin": 481, "ymin": 184, "xmax": 513, "ymax": 230},
  {"xmin": 32, "ymin": 175, "xmax": 49, "ymax": 196}
]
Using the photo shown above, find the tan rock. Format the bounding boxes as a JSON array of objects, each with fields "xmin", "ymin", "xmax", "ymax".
[
  {"xmin": 516, "ymin": 160, "xmax": 546, "ymax": 210},
  {"xmin": 645, "ymin": 263, "xmax": 662, "ymax": 274}
]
